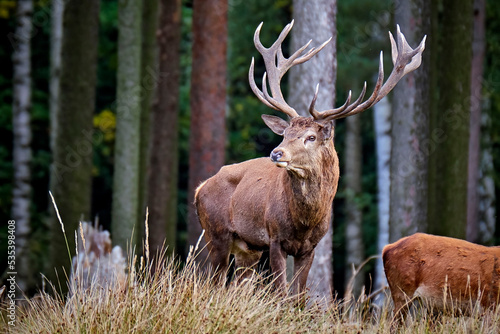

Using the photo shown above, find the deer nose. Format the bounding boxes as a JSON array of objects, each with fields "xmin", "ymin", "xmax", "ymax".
[{"xmin": 270, "ymin": 149, "xmax": 283, "ymax": 162}]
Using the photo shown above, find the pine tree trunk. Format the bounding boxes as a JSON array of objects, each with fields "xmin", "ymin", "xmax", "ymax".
[
  {"xmin": 187, "ymin": 0, "xmax": 228, "ymax": 260},
  {"xmin": 289, "ymin": 0, "xmax": 336, "ymax": 302},
  {"xmin": 148, "ymin": 0, "xmax": 182, "ymax": 256},
  {"xmin": 112, "ymin": 0, "xmax": 143, "ymax": 249},
  {"xmin": 137, "ymin": 0, "xmax": 159, "ymax": 248},
  {"xmin": 466, "ymin": 0, "xmax": 485, "ymax": 242},
  {"xmin": 12, "ymin": 0, "xmax": 33, "ymax": 295},
  {"xmin": 49, "ymin": 0, "xmax": 100, "ymax": 283},
  {"xmin": 428, "ymin": 0, "xmax": 473, "ymax": 238},
  {"xmin": 344, "ymin": 113, "xmax": 364, "ymax": 299},
  {"xmin": 390, "ymin": 0, "xmax": 431, "ymax": 242}
]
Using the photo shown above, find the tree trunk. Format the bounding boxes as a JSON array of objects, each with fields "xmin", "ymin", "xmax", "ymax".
[
  {"xmin": 289, "ymin": 0, "xmax": 336, "ymax": 302},
  {"xmin": 112, "ymin": 0, "xmax": 143, "ymax": 250},
  {"xmin": 466, "ymin": 0, "xmax": 485, "ymax": 242},
  {"xmin": 344, "ymin": 113, "xmax": 364, "ymax": 299},
  {"xmin": 373, "ymin": 97, "xmax": 391, "ymax": 299},
  {"xmin": 428, "ymin": 0, "xmax": 473, "ymax": 239},
  {"xmin": 50, "ymin": 0, "xmax": 63, "ymax": 152},
  {"xmin": 390, "ymin": 0, "xmax": 432, "ymax": 242},
  {"xmin": 12, "ymin": 0, "xmax": 33, "ymax": 295},
  {"xmin": 478, "ymin": 111, "xmax": 496, "ymax": 244},
  {"xmin": 49, "ymin": 0, "xmax": 100, "ymax": 283},
  {"xmin": 187, "ymin": 0, "xmax": 228, "ymax": 261},
  {"xmin": 148, "ymin": 0, "xmax": 182, "ymax": 257},
  {"xmin": 137, "ymin": 0, "xmax": 159, "ymax": 250}
]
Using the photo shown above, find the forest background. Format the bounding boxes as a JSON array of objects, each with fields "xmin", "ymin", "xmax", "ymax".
[{"xmin": 1, "ymin": 0, "xmax": 499, "ymax": 300}]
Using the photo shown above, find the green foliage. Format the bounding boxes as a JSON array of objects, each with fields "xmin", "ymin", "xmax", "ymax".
[{"xmin": 227, "ymin": 0, "xmax": 292, "ymax": 162}]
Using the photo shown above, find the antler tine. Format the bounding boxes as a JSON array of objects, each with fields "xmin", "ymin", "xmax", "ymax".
[
  {"xmin": 249, "ymin": 20, "xmax": 331, "ymax": 119},
  {"xmin": 288, "ymin": 37, "xmax": 332, "ymax": 67},
  {"xmin": 249, "ymin": 58, "xmax": 279, "ymax": 111},
  {"xmin": 308, "ymin": 84, "xmax": 320, "ymax": 118},
  {"xmin": 312, "ymin": 26, "xmax": 426, "ymax": 122},
  {"xmin": 326, "ymin": 55, "xmax": 384, "ymax": 120}
]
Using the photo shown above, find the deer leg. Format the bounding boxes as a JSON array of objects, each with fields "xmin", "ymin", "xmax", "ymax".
[
  {"xmin": 270, "ymin": 240, "xmax": 287, "ymax": 292},
  {"xmin": 206, "ymin": 234, "xmax": 232, "ymax": 286},
  {"xmin": 292, "ymin": 251, "xmax": 315, "ymax": 297},
  {"xmin": 389, "ymin": 288, "xmax": 412, "ymax": 331},
  {"xmin": 234, "ymin": 250, "xmax": 262, "ymax": 284}
]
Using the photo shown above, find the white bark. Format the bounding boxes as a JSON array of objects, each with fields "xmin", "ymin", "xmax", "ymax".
[
  {"xmin": 344, "ymin": 113, "xmax": 364, "ymax": 299},
  {"xmin": 373, "ymin": 97, "xmax": 391, "ymax": 302},
  {"xmin": 12, "ymin": 0, "xmax": 33, "ymax": 295},
  {"xmin": 290, "ymin": 0, "xmax": 336, "ymax": 304}
]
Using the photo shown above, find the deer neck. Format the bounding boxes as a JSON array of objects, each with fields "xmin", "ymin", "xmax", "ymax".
[{"xmin": 284, "ymin": 143, "xmax": 339, "ymax": 227}]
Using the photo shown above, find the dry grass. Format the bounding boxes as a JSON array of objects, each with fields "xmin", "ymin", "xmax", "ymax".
[
  {"xmin": 2, "ymin": 205, "xmax": 500, "ymax": 333},
  {"xmin": 4, "ymin": 252, "xmax": 500, "ymax": 333},
  {"xmin": 7, "ymin": 254, "xmax": 344, "ymax": 333}
]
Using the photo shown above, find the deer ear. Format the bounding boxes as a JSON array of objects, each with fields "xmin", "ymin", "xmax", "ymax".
[
  {"xmin": 321, "ymin": 121, "xmax": 334, "ymax": 140},
  {"xmin": 262, "ymin": 114, "xmax": 289, "ymax": 135}
]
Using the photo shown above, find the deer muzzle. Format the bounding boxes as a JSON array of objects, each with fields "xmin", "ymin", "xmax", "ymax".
[{"xmin": 270, "ymin": 149, "xmax": 288, "ymax": 168}]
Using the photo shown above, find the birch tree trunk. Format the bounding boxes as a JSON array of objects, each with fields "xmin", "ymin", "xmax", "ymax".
[
  {"xmin": 49, "ymin": 0, "xmax": 100, "ymax": 283},
  {"xmin": 373, "ymin": 97, "xmax": 391, "ymax": 298},
  {"xmin": 343, "ymin": 113, "xmax": 364, "ymax": 299},
  {"xmin": 112, "ymin": 0, "xmax": 143, "ymax": 249},
  {"xmin": 12, "ymin": 0, "xmax": 33, "ymax": 295},
  {"xmin": 187, "ymin": 0, "xmax": 227, "ymax": 262},
  {"xmin": 148, "ymin": 0, "xmax": 182, "ymax": 256},
  {"xmin": 390, "ymin": 0, "xmax": 431, "ymax": 242},
  {"xmin": 289, "ymin": 0, "xmax": 336, "ymax": 303}
]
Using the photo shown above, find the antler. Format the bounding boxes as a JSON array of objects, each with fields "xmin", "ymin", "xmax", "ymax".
[
  {"xmin": 249, "ymin": 20, "xmax": 331, "ymax": 119},
  {"xmin": 310, "ymin": 24, "xmax": 426, "ymax": 122}
]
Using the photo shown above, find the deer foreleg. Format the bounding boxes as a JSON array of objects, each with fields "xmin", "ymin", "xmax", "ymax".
[
  {"xmin": 293, "ymin": 251, "xmax": 314, "ymax": 296},
  {"xmin": 270, "ymin": 240, "xmax": 287, "ymax": 291}
]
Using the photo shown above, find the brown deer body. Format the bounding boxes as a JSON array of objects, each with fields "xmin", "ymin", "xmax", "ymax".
[
  {"xmin": 196, "ymin": 21, "xmax": 425, "ymax": 295},
  {"xmin": 383, "ymin": 233, "xmax": 500, "ymax": 322}
]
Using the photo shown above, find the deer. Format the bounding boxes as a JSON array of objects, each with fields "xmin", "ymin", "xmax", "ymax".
[
  {"xmin": 195, "ymin": 21, "xmax": 426, "ymax": 296},
  {"xmin": 383, "ymin": 233, "xmax": 500, "ymax": 326}
]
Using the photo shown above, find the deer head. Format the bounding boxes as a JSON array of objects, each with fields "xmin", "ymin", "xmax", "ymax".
[{"xmin": 249, "ymin": 21, "xmax": 426, "ymax": 176}]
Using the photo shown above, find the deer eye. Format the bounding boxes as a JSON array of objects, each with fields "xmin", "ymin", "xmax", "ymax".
[{"xmin": 307, "ymin": 135, "xmax": 316, "ymax": 142}]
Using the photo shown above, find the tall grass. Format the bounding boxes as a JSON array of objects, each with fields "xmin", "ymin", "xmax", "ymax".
[
  {"xmin": 3, "ymin": 202, "xmax": 500, "ymax": 333},
  {"xmin": 7, "ymin": 251, "xmax": 500, "ymax": 333}
]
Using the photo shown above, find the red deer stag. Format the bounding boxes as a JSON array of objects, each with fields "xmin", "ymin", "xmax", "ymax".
[
  {"xmin": 383, "ymin": 233, "xmax": 500, "ymax": 324},
  {"xmin": 195, "ymin": 21, "xmax": 425, "ymax": 295}
]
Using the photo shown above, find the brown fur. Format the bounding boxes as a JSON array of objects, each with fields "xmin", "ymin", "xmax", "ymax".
[
  {"xmin": 195, "ymin": 116, "xmax": 338, "ymax": 294},
  {"xmin": 383, "ymin": 233, "xmax": 500, "ymax": 323}
]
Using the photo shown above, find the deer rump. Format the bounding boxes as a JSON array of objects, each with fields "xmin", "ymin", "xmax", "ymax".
[{"xmin": 383, "ymin": 233, "xmax": 500, "ymax": 315}]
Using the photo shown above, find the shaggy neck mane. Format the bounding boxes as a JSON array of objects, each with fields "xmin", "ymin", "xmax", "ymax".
[{"xmin": 284, "ymin": 141, "xmax": 338, "ymax": 227}]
